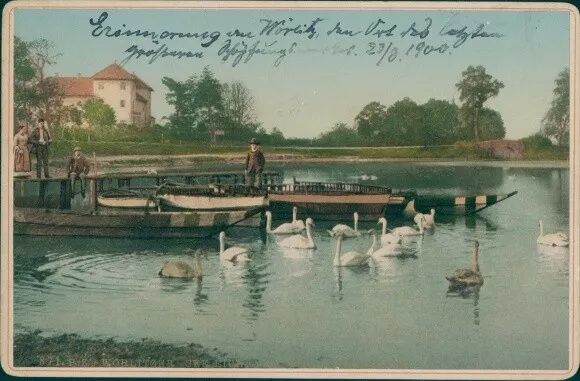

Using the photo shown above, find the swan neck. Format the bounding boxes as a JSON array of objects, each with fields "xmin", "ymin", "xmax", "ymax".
[
  {"xmin": 306, "ymin": 222, "xmax": 313, "ymax": 244},
  {"xmin": 472, "ymin": 245, "xmax": 480, "ymax": 273},
  {"xmin": 219, "ymin": 235, "xmax": 225, "ymax": 255},
  {"xmin": 367, "ymin": 234, "xmax": 376, "ymax": 256},
  {"xmin": 265, "ymin": 213, "xmax": 272, "ymax": 233},
  {"xmin": 381, "ymin": 220, "xmax": 387, "ymax": 235},
  {"xmin": 539, "ymin": 220, "xmax": 544, "ymax": 237},
  {"xmin": 292, "ymin": 207, "xmax": 297, "ymax": 223},
  {"xmin": 334, "ymin": 237, "xmax": 342, "ymax": 264},
  {"xmin": 354, "ymin": 214, "xmax": 358, "ymax": 231}
]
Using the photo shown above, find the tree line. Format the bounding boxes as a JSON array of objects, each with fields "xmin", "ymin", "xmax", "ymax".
[{"xmin": 13, "ymin": 36, "xmax": 570, "ymax": 148}]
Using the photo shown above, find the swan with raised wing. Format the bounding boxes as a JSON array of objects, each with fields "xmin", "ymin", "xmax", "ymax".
[
  {"xmin": 158, "ymin": 249, "xmax": 207, "ymax": 278},
  {"xmin": 445, "ymin": 240, "xmax": 483, "ymax": 286},
  {"xmin": 537, "ymin": 219, "xmax": 569, "ymax": 247},
  {"xmin": 333, "ymin": 232, "xmax": 372, "ymax": 267},
  {"xmin": 279, "ymin": 218, "xmax": 316, "ymax": 249},
  {"xmin": 219, "ymin": 231, "xmax": 248, "ymax": 262},
  {"xmin": 391, "ymin": 215, "xmax": 427, "ymax": 237},
  {"xmin": 367, "ymin": 230, "xmax": 404, "ymax": 257},
  {"xmin": 415, "ymin": 208, "xmax": 435, "ymax": 228},
  {"xmin": 377, "ymin": 217, "xmax": 402, "ymax": 245},
  {"xmin": 328, "ymin": 212, "xmax": 360, "ymax": 238}
]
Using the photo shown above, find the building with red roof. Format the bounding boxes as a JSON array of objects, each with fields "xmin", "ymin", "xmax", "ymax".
[{"xmin": 53, "ymin": 63, "xmax": 154, "ymax": 127}]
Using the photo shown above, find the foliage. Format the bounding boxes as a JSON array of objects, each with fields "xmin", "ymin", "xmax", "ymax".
[
  {"xmin": 82, "ymin": 98, "xmax": 116, "ymax": 130},
  {"xmin": 421, "ymin": 99, "xmax": 458, "ymax": 145},
  {"xmin": 541, "ymin": 68, "xmax": 569, "ymax": 146},
  {"xmin": 383, "ymin": 98, "xmax": 425, "ymax": 146},
  {"xmin": 13, "ymin": 37, "xmax": 40, "ymax": 125},
  {"xmin": 315, "ymin": 122, "xmax": 359, "ymax": 146},
  {"xmin": 455, "ymin": 65, "xmax": 504, "ymax": 142},
  {"xmin": 221, "ymin": 81, "xmax": 256, "ymax": 133},
  {"xmin": 520, "ymin": 133, "xmax": 554, "ymax": 151},
  {"xmin": 355, "ymin": 101, "xmax": 387, "ymax": 141}
]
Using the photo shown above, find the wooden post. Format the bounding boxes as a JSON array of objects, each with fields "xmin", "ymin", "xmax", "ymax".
[
  {"xmin": 59, "ymin": 180, "xmax": 71, "ymax": 210},
  {"xmin": 89, "ymin": 179, "xmax": 97, "ymax": 211},
  {"xmin": 19, "ymin": 180, "xmax": 26, "ymax": 197},
  {"xmin": 37, "ymin": 181, "xmax": 47, "ymax": 208}
]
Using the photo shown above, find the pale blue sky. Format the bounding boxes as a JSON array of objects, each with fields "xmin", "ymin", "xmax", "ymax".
[{"xmin": 11, "ymin": 4, "xmax": 572, "ymax": 139}]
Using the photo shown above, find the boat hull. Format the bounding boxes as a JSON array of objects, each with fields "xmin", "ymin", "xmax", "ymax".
[
  {"xmin": 158, "ymin": 194, "xmax": 268, "ymax": 211},
  {"xmin": 97, "ymin": 196, "xmax": 155, "ymax": 209},
  {"xmin": 13, "ymin": 207, "xmax": 263, "ymax": 238},
  {"xmin": 268, "ymin": 193, "xmax": 389, "ymax": 221}
]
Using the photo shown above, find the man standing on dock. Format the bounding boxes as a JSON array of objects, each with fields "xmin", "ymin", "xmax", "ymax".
[
  {"xmin": 245, "ymin": 138, "xmax": 266, "ymax": 189},
  {"xmin": 29, "ymin": 118, "xmax": 52, "ymax": 179},
  {"xmin": 66, "ymin": 146, "xmax": 91, "ymax": 198}
]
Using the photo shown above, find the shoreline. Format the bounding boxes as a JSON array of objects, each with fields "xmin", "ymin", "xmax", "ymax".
[
  {"xmin": 44, "ymin": 154, "xmax": 570, "ymax": 177},
  {"xmin": 13, "ymin": 330, "xmax": 257, "ymax": 368}
]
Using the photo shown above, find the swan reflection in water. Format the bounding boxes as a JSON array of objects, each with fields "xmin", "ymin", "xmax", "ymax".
[
  {"xmin": 537, "ymin": 244, "xmax": 569, "ymax": 275},
  {"xmin": 446, "ymin": 283, "xmax": 482, "ymax": 326}
]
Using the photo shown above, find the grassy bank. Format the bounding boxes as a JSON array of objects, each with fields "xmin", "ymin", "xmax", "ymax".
[
  {"xmin": 48, "ymin": 141, "xmax": 569, "ymax": 161},
  {"xmin": 13, "ymin": 330, "xmax": 256, "ymax": 368}
]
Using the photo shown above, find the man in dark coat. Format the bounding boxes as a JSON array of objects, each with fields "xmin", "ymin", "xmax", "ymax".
[
  {"xmin": 245, "ymin": 138, "xmax": 266, "ymax": 189},
  {"xmin": 29, "ymin": 118, "xmax": 52, "ymax": 178},
  {"xmin": 66, "ymin": 146, "xmax": 91, "ymax": 198}
]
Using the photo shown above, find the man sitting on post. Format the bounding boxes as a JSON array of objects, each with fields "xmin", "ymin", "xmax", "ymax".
[{"xmin": 67, "ymin": 146, "xmax": 91, "ymax": 198}]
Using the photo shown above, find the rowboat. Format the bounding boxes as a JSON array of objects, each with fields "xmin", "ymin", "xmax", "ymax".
[
  {"xmin": 267, "ymin": 181, "xmax": 392, "ymax": 221},
  {"xmin": 97, "ymin": 188, "xmax": 157, "ymax": 209},
  {"xmin": 13, "ymin": 207, "xmax": 263, "ymax": 238},
  {"xmin": 156, "ymin": 183, "xmax": 268, "ymax": 211}
]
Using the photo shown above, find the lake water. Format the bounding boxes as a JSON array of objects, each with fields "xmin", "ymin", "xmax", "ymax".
[{"xmin": 12, "ymin": 162, "xmax": 572, "ymax": 371}]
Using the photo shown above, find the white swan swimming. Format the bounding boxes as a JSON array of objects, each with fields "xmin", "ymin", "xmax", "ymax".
[
  {"xmin": 333, "ymin": 232, "xmax": 372, "ymax": 267},
  {"xmin": 377, "ymin": 217, "xmax": 402, "ymax": 245},
  {"xmin": 391, "ymin": 215, "xmax": 427, "ymax": 236},
  {"xmin": 218, "ymin": 231, "xmax": 248, "ymax": 262},
  {"xmin": 329, "ymin": 212, "xmax": 360, "ymax": 238},
  {"xmin": 415, "ymin": 208, "xmax": 435, "ymax": 228},
  {"xmin": 367, "ymin": 230, "xmax": 404, "ymax": 257},
  {"xmin": 446, "ymin": 240, "xmax": 483, "ymax": 286},
  {"xmin": 265, "ymin": 209, "xmax": 305, "ymax": 234},
  {"xmin": 158, "ymin": 249, "xmax": 206, "ymax": 278},
  {"xmin": 537, "ymin": 219, "xmax": 569, "ymax": 247},
  {"xmin": 279, "ymin": 218, "xmax": 316, "ymax": 249}
]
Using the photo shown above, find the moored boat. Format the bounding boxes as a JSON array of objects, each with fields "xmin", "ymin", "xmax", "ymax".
[
  {"xmin": 97, "ymin": 188, "xmax": 157, "ymax": 209},
  {"xmin": 267, "ymin": 181, "xmax": 392, "ymax": 221},
  {"xmin": 13, "ymin": 207, "xmax": 263, "ymax": 238},
  {"xmin": 156, "ymin": 183, "xmax": 268, "ymax": 211}
]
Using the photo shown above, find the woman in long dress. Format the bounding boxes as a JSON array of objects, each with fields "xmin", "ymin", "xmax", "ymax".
[{"xmin": 13, "ymin": 124, "xmax": 31, "ymax": 174}]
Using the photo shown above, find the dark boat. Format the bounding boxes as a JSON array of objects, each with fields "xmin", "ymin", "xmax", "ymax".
[
  {"xmin": 267, "ymin": 181, "xmax": 392, "ymax": 221},
  {"xmin": 13, "ymin": 207, "xmax": 263, "ymax": 238}
]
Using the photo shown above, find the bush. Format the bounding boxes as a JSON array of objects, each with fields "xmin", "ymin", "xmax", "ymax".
[{"xmin": 520, "ymin": 133, "xmax": 553, "ymax": 151}]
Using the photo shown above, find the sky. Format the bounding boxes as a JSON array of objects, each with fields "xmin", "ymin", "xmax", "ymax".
[{"xmin": 10, "ymin": 2, "xmax": 573, "ymax": 140}]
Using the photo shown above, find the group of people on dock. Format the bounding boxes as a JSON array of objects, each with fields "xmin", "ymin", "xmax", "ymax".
[
  {"xmin": 14, "ymin": 119, "xmax": 267, "ymax": 196},
  {"xmin": 14, "ymin": 119, "xmax": 91, "ymax": 197}
]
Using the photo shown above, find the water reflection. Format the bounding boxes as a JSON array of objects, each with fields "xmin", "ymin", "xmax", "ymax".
[
  {"xmin": 241, "ymin": 261, "xmax": 271, "ymax": 323},
  {"xmin": 446, "ymin": 284, "xmax": 482, "ymax": 326},
  {"xmin": 537, "ymin": 245, "xmax": 569, "ymax": 276}
]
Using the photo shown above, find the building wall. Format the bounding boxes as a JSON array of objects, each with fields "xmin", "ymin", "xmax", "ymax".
[
  {"xmin": 62, "ymin": 96, "xmax": 92, "ymax": 108},
  {"xmin": 93, "ymin": 80, "xmax": 134, "ymax": 124}
]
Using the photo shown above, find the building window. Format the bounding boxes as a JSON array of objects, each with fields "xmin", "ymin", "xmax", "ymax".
[
  {"xmin": 120, "ymin": 82, "xmax": 126, "ymax": 90},
  {"xmin": 98, "ymin": 82, "xmax": 104, "ymax": 90},
  {"xmin": 120, "ymin": 100, "xmax": 126, "ymax": 107}
]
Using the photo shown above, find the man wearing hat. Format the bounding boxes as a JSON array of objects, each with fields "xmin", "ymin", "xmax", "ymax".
[
  {"xmin": 29, "ymin": 118, "xmax": 52, "ymax": 178},
  {"xmin": 66, "ymin": 146, "xmax": 91, "ymax": 198},
  {"xmin": 245, "ymin": 138, "xmax": 266, "ymax": 189}
]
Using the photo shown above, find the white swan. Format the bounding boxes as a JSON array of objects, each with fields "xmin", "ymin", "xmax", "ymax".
[
  {"xmin": 265, "ymin": 210, "xmax": 305, "ymax": 234},
  {"xmin": 158, "ymin": 249, "xmax": 206, "ymax": 278},
  {"xmin": 329, "ymin": 212, "xmax": 360, "ymax": 238},
  {"xmin": 415, "ymin": 208, "xmax": 435, "ymax": 228},
  {"xmin": 333, "ymin": 232, "xmax": 371, "ymax": 267},
  {"xmin": 377, "ymin": 217, "xmax": 402, "ymax": 245},
  {"xmin": 367, "ymin": 230, "xmax": 404, "ymax": 258},
  {"xmin": 537, "ymin": 219, "xmax": 569, "ymax": 247},
  {"xmin": 219, "ymin": 231, "xmax": 248, "ymax": 262},
  {"xmin": 279, "ymin": 218, "xmax": 316, "ymax": 249},
  {"xmin": 446, "ymin": 240, "xmax": 483, "ymax": 286},
  {"xmin": 391, "ymin": 215, "xmax": 427, "ymax": 237}
]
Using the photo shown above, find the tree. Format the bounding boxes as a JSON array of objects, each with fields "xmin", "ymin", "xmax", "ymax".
[
  {"xmin": 222, "ymin": 81, "xmax": 256, "ymax": 134},
  {"xmin": 14, "ymin": 36, "xmax": 40, "ymax": 125},
  {"xmin": 477, "ymin": 108, "xmax": 505, "ymax": 141},
  {"xmin": 383, "ymin": 97, "xmax": 424, "ymax": 146},
  {"xmin": 162, "ymin": 75, "xmax": 198, "ymax": 135},
  {"xmin": 27, "ymin": 38, "xmax": 64, "ymax": 129},
  {"xmin": 542, "ymin": 68, "xmax": 569, "ymax": 146},
  {"xmin": 455, "ymin": 65, "xmax": 504, "ymax": 142},
  {"xmin": 355, "ymin": 101, "xmax": 387, "ymax": 141},
  {"xmin": 82, "ymin": 98, "xmax": 116, "ymax": 132},
  {"xmin": 193, "ymin": 66, "xmax": 224, "ymax": 136},
  {"xmin": 421, "ymin": 99, "xmax": 458, "ymax": 145},
  {"xmin": 316, "ymin": 122, "xmax": 359, "ymax": 146}
]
